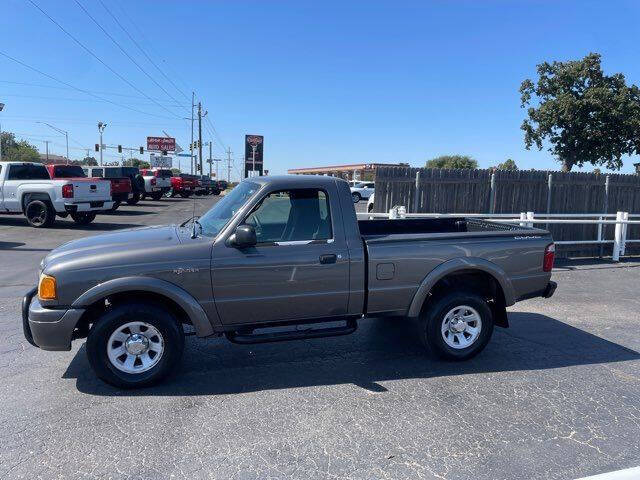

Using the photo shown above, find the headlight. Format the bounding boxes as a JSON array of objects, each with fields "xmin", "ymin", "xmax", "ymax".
[{"xmin": 38, "ymin": 274, "xmax": 57, "ymax": 300}]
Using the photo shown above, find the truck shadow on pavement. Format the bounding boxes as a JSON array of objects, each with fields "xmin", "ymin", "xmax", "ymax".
[{"xmin": 65, "ymin": 312, "xmax": 640, "ymax": 396}]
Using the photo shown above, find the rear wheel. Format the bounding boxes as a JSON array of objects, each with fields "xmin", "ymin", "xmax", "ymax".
[
  {"xmin": 352, "ymin": 192, "xmax": 361, "ymax": 203},
  {"xmin": 25, "ymin": 199, "xmax": 55, "ymax": 228},
  {"xmin": 150, "ymin": 192, "xmax": 163, "ymax": 201},
  {"xmin": 420, "ymin": 291, "xmax": 493, "ymax": 361},
  {"xmin": 70, "ymin": 211, "xmax": 97, "ymax": 225},
  {"xmin": 86, "ymin": 302, "xmax": 185, "ymax": 388},
  {"xmin": 126, "ymin": 193, "xmax": 140, "ymax": 205}
]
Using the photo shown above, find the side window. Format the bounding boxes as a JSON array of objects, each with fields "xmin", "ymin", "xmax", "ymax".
[
  {"xmin": 93, "ymin": 169, "xmax": 104, "ymax": 178},
  {"xmin": 8, "ymin": 164, "xmax": 50, "ymax": 180},
  {"xmin": 244, "ymin": 189, "xmax": 332, "ymax": 243}
]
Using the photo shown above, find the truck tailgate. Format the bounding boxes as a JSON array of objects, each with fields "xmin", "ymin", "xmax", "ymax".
[{"xmin": 70, "ymin": 179, "xmax": 111, "ymax": 202}]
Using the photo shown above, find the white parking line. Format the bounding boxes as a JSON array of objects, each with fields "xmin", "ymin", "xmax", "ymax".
[{"xmin": 575, "ymin": 466, "xmax": 640, "ymax": 480}]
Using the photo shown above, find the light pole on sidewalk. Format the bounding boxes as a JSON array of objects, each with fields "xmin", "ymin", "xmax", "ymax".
[
  {"xmin": 0, "ymin": 102, "xmax": 5, "ymax": 162},
  {"xmin": 98, "ymin": 121, "xmax": 107, "ymax": 166}
]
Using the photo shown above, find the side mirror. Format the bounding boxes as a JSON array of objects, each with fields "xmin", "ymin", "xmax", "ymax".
[{"xmin": 232, "ymin": 224, "xmax": 257, "ymax": 248}]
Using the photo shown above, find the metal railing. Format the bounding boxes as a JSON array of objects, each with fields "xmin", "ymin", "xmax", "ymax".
[{"xmin": 357, "ymin": 209, "xmax": 640, "ymax": 262}]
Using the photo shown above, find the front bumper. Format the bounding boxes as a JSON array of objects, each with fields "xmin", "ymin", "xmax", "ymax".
[
  {"xmin": 64, "ymin": 201, "xmax": 114, "ymax": 213},
  {"xmin": 22, "ymin": 287, "xmax": 85, "ymax": 351}
]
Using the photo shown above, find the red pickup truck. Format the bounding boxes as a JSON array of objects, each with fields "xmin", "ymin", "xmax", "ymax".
[{"xmin": 168, "ymin": 174, "xmax": 197, "ymax": 198}]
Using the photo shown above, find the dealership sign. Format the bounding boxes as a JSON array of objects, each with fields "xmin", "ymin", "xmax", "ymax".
[
  {"xmin": 149, "ymin": 155, "xmax": 172, "ymax": 168},
  {"xmin": 244, "ymin": 134, "xmax": 264, "ymax": 178},
  {"xmin": 147, "ymin": 136, "xmax": 176, "ymax": 152}
]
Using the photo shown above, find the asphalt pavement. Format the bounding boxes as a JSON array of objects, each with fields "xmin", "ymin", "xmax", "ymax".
[{"xmin": 1, "ymin": 195, "xmax": 639, "ymax": 480}]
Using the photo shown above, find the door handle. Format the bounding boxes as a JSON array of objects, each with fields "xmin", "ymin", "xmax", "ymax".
[{"xmin": 319, "ymin": 254, "xmax": 337, "ymax": 264}]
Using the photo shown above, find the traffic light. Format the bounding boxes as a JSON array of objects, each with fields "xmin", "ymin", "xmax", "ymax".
[
  {"xmin": 139, "ymin": 147, "xmax": 144, "ymax": 154},
  {"xmin": 95, "ymin": 144, "xmax": 99, "ymax": 152},
  {"xmin": 118, "ymin": 145, "xmax": 122, "ymax": 153}
]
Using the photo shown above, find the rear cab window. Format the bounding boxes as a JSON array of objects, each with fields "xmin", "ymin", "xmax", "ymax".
[
  {"xmin": 53, "ymin": 165, "xmax": 86, "ymax": 178},
  {"xmin": 8, "ymin": 163, "xmax": 51, "ymax": 180}
]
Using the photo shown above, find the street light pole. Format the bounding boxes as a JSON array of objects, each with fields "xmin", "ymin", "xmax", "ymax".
[
  {"xmin": 98, "ymin": 121, "xmax": 107, "ymax": 166},
  {"xmin": 0, "ymin": 102, "xmax": 5, "ymax": 162}
]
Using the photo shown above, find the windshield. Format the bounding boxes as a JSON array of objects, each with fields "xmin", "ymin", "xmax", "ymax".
[
  {"xmin": 54, "ymin": 165, "xmax": 86, "ymax": 178},
  {"xmin": 198, "ymin": 181, "xmax": 260, "ymax": 237}
]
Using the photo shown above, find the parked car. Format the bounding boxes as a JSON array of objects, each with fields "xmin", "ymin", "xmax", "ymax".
[
  {"xmin": 367, "ymin": 192, "xmax": 375, "ymax": 213},
  {"xmin": 80, "ymin": 166, "xmax": 132, "ymax": 211},
  {"xmin": 167, "ymin": 174, "xmax": 197, "ymax": 198},
  {"xmin": 199, "ymin": 175, "xmax": 221, "ymax": 195},
  {"xmin": 0, "ymin": 161, "xmax": 113, "ymax": 227},
  {"xmin": 139, "ymin": 168, "xmax": 172, "ymax": 200},
  {"xmin": 216, "ymin": 180, "xmax": 229, "ymax": 192},
  {"xmin": 23, "ymin": 175, "xmax": 556, "ymax": 387},
  {"xmin": 85, "ymin": 166, "xmax": 145, "ymax": 206},
  {"xmin": 350, "ymin": 181, "xmax": 375, "ymax": 203}
]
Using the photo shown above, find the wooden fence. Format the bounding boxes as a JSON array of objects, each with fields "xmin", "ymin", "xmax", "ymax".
[{"xmin": 373, "ymin": 167, "xmax": 640, "ymax": 257}]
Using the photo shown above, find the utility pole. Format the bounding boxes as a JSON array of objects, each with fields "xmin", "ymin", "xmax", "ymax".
[
  {"xmin": 190, "ymin": 92, "xmax": 194, "ymax": 174},
  {"xmin": 226, "ymin": 147, "xmax": 232, "ymax": 183},
  {"xmin": 208, "ymin": 141, "xmax": 212, "ymax": 178},
  {"xmin": 38, "ymin": 122, "xmax": 69, "ymax": 164},
  {"xmin": 197, "ymin": 102, "xmax": 203, "ymax": 174},
  {"xmin": 44, "ymin": 140, "xmax": 50, "ymax": 161},
  {"xmin": 97, "ymin": 121, "xmax": 107, "ymax": 166},
  {"xmin": 85, "ymin": 148, "xmax": 90, "ymax": 159}
]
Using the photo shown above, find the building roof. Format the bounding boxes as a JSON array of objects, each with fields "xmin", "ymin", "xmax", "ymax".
[
  {"xmin": 39, "ymin": 153, "xmax": 68, "ymax": 163},
  {"xmin": 287, "ymin": 163, "xmax": 404, "ymax": 174}
]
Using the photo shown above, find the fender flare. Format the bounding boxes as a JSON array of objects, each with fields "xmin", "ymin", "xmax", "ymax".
[
  {"xmin": 72, "ymin": 276, "xmax": 216, "ymax": 337},
  {"xmin": 407, "ymin": 257, "xmax": 516, "ymax": 318},
  {"xmin": 21, "ymin": 191, "xmax": 53, "ymax": 213}
]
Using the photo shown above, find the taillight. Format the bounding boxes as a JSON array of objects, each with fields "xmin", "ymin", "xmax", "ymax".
[
  {"xmin": 151, "ymin": 178, "xmax": 156, "ymax": 186},
  {"xmin": 543, "ymin": 243, "xmax": 555, "ymax": 272},
  {"xmin": 62, "ymin": 183, "xmax": 74, "ymax": 198}
]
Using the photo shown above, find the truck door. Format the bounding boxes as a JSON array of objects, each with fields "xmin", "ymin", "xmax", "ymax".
[{"xmin": 211, "ymin": 186, "xmax": 351, "ymax": 326}]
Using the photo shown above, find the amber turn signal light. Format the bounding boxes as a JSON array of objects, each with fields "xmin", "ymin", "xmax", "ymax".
[{"xmin": 38, "ymin": 274, "xmax": 57, "ymax": 300}]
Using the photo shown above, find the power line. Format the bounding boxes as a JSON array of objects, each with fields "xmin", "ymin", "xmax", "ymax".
[
  {"xmin": 73, "ymin": 0, "xmax": 189, "ymax": 114},
  {"xmin": 28, "ymin": 0, "xmax": 182, "ymax": 119},
  {"xmin": 113, "ymin": 0, "xmax": 193, "ymax": 102},
  {"xmin": 0, "ymin": 80, "xmax": 188, "ymax": 105},
  {"xmin": 1, "ymin": 92, "xmax": 186, "ymax": 108},
  {"xmin": 0, "ymin": 50, "xmax": 177, "ymax": 120},
  {"xmin": 97, "ymin": 0, "xmax": 191, "ymax": 103}
]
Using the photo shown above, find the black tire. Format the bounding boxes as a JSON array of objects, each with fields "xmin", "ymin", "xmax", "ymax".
[
  {"xmin": 70, "ymin": 211, "xmax": 97, "ymax": 225},
  {"xmin": 368, "ymin": 203, "xmax": 374, "ymax": 213},
  {"xmin": 179, "ymin": 192, "xmax": 191, "ymax": 198},
  {"xmin": 141, "ymin": 194, "xmax": 147, "ymax": 200},
  {"xmin": 352, "ymin": 192, "xmax": 361, "ymax": 203},
  {"xmin": 134, "ymin": 174, "xmax": 145, "ymax": 191},
  {"xmin": 419, "ymin": 291, "xmax": 494, "ymax": 361},
  {"xmin": 150, "ymin": 192, "xmax": 163, "ymax": 201},
  {"xmin": 25, "ymin": 199, "xmax": 56, "ymax": 228},
  {"xmin": 126, "ymin": 193, "xmax": 140, "ymax": 205},
  {"xmin": 110, "ymin": 201, "xmax": 121, "ymax": 212},
  {"xmin": 86, "ymin": 302, "xmax": 185, "ymax": 388}
]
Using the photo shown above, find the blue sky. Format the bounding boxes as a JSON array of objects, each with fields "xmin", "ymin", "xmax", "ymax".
[{"xmin": 2, "ymin": 0, "xmax": 640, "ymax": 179}]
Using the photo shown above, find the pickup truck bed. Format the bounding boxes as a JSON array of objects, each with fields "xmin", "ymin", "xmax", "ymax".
[{"xmin": 23, "ymin": 174, "xmax": 556, "ymax": 388}]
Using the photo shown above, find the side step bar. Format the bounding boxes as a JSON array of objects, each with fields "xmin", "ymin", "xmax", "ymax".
[{"xmin": 226, "ymin": 318, "xmax": 358, "ymax": 345}]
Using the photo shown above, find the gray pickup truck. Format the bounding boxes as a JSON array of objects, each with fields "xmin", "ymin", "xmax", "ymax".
[{"xmin": 23, "ymin": 175, "xmax": 556, "ymax": 388}]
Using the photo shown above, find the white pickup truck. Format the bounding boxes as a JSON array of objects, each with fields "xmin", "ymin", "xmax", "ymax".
[
  {"xmin": 139, "ymin": 168, "xmax": 172, "ymax": 200},
  {"xmin": 0, "ymin": 161, "xmax": 113, "ymax": 227}
]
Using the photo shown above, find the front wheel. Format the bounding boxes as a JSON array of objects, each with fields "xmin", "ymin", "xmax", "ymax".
[
  {"xmin": 420, "ymin": 291, "xmax": 493, "ymax": 361},
  {"xmin": 86, "ymin": 302, "xmax": 185, "ymax": 388},
  {"xmin": 150, "ymin": 192, "xmax": 163, "ymax": 201},
  {"xmin": 70, "ymin": 212, "xmax": 97, "ymax": 225},
  {"xmin": 352, "ymin": 192, "xmax": 361, "ymax": 203}
]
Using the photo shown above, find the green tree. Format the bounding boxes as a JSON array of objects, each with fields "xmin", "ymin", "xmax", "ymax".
[
  {"xmin": 496, "ymin": 158, "xmax": 518, "ymax": 170},
  {"xmin": 80, "ymin": 156, "xmax": 98, "ymax": 166},
  {"xmin": 0, "ymin": 132, "xmax": 40, "ymax": 162},
  {"xmin": 128, "ymin": 158, "xmax": 150, "ymax": 169},
  {"xmin": 520, "ymin": 53, "xmax": 640, "ymax": 172},
  {"xmin": 426, "ymin": 155, "xmax": 478, "ymax": 169},
  {"xmin": 171, "ymin": 168, "xmax": 181, "ymax": 176}
]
